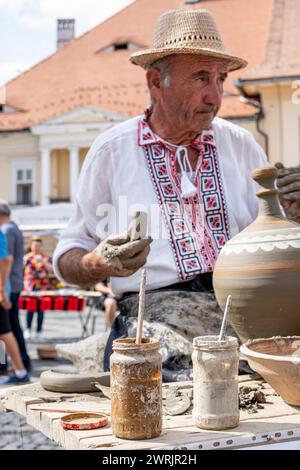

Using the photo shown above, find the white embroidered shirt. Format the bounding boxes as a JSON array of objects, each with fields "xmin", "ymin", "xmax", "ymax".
[{"xmin": 53, "ymin": 114, "xmax": 268, "ymax": 294}]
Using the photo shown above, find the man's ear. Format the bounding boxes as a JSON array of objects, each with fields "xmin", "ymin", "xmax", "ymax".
[{"xmin": 146, "ymin": 68, "xmax": 162, "ymax": 101}]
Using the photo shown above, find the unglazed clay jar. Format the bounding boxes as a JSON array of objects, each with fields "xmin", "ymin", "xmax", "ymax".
[{"xmin": 213, "ymin": 166, "xmax": 300, "ymax": 343}]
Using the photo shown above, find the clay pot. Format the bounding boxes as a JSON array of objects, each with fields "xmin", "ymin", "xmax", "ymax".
[
  {"xmin": 240, "ymin": 337, "xmax": 300, "ymax": 406},
  {"xmin": 213, "ymin": 166, "xmax": 300, "ymax": 343},
  {"xmin": 36, "ymin": 345, "xmax": 57, "ymax": 360}
]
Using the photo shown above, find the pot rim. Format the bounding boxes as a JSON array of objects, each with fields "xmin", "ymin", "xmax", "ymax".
[{"xmin": 240, "ymin": 336, "xmax": 300, "ymax": 363}]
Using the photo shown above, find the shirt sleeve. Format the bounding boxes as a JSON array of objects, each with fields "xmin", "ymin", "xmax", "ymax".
[
  {"xmin": 53, "ymin": 137, "xmax": 113, "ymax": 282},
  {"xmin": 2, "ymin": 224, "xmax": 14, "ymax": 257},
  {"xmin": 0, "ymin": 231, "xmax": 8, "ymax": 259}
]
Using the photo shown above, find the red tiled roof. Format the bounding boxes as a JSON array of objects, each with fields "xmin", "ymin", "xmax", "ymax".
[
  {"xmin": 0, "ymin": 0, "xmax": 273, "ymax": 131},
  {"xmin": 242, "ymin": 0, "xmax": 300, "ymax": 82}
]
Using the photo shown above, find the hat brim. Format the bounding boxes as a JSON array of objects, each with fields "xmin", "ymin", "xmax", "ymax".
[{"xmin": 130, "ymin": 47, "xmax": 247, "ymax": 72}]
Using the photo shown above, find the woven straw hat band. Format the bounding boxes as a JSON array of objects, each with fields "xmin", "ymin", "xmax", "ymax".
[
  {"xmin": 154, "ymin": 9, "xmax": 225, "ymax": 52},
  {"xmin": 130, "ymin": 8, "xmax": 247, "ymax": 71}
]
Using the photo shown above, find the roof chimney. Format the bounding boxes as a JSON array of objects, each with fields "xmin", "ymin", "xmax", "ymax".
[{"xmin": 57, "ymin": 19, "xmax": 75, "ymax": 50}]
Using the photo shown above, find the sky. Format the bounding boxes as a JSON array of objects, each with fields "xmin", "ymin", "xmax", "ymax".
[{"xmin": 0, "ymin": 0, "xmax": 134, "ymax": 86}]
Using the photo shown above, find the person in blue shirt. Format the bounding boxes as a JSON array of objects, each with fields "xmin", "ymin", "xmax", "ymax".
[
  {"xmin": 0, "ymin": 200, "xmax": 31, "ymax": 371},
  {"xmin": 0, "ymin": 228, "xmax": 30, "ymax": 384}
]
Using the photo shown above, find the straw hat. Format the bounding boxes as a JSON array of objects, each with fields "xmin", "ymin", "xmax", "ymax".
[{"xmin": 130, "ymin": 9, "xmax": 247, "ymax": 71}]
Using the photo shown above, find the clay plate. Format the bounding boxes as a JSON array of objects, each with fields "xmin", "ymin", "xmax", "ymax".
[{"xmin": 60, "ymin": 412, "xmax": 108, "ymax": 430}]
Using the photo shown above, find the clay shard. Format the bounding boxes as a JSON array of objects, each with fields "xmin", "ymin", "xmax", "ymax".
[{"xmin": 164, "ymin": 393, "xmax": 191, "ymax": 416}]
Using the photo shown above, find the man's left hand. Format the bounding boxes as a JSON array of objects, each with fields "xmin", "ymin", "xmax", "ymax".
[{"xmin": 275, "ymin": 162, "xmax": 300, "ymax": 222}]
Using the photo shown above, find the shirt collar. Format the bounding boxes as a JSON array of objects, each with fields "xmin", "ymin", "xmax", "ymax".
[{"xmin": 138, "ymin": 109, "xmax": 216, "ymax": 150}]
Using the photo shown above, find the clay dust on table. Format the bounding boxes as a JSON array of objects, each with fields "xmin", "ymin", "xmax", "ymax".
[{"xmin": 238, "ymin": 384, "xmax": 268, "ymax": 413}]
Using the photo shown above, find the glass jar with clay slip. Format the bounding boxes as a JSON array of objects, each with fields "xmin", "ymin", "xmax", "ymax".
[
  {"xmin": 110, "ymin": 338, "xmax": 162, "ymax": 439},
  {"xmin": 192, "ymin": 335, "xmax": 239, "ymax": 430}
]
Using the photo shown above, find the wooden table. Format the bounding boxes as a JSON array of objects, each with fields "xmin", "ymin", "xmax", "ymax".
[{"xmin": 1, "ymin": 377, "xmax": 300, "ymax": 450}]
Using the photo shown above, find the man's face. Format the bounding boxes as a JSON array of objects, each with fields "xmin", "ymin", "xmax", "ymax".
[
  {"xmin": 155, "ymin": 54, "xmax": 228, "ymax": 133},
  {"xmin": 0, "ymin": 215, "xmax": 8, "ymax": 226}
]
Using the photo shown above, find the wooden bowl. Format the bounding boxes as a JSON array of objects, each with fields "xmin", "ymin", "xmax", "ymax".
[{"xmin": 240, "ymin": 336, "xmax": 300, "ymax": 406}]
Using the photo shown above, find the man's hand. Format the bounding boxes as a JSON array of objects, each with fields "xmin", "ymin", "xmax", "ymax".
[
  {"xmin": 0, "ymin": 289, "xmax": 11, "ymax": 310},
  {"xmin": 58, "ymin": 232, "xmax": 153, "ymax": 288},
  {"xmin": 275, "ymin": 162, "xmax": 300, "ymax": 222},
  {"xmin": 83, "ymin": 232, "xmax": 152, "ymax": 279}
]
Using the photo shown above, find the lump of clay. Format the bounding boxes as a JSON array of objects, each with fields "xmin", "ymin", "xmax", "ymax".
[{"xmin": 56, "ymin": 333, "xmax": 108, "ymax": 375}]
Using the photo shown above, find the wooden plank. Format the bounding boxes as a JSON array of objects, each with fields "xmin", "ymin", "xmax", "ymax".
[
  {"xmin": 26, "ymin": 400, "xmax": 112, "ymax": 446},
  {"xmin": 60, "ymin": 399, "xmax": 300, "ymax": 450},
  {"xmin": 80, "ymin": 426, "xmax": 235, "ymax": 450},
  {"xmin": 2, "ymin": 391, "xmax": 44, "ymax": 416},
  {"xmin": 3, "ymin": 379, "xmax": 300, "ymax": 450},
  {"xmin": 52, "ymin": 415, "xmax": 115, "ymax": 450},
  {"xmin": 111, "ymin": 416, "xmax": 300, "ymax": 451},
  {"xmin": 27, "ymin": 408, "xmax": 63, "ymax": 441}
]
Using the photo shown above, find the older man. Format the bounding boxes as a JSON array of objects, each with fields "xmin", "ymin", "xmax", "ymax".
[{"xmin": 53, "ymin": 9, "xmax": 268, "ymax": 380}]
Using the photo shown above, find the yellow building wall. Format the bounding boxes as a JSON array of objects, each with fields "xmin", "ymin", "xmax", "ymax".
[
  {"xmin": 250, "ymin": 83, "xmax": 300, "ymax": 167},
  {"xmin": 51, "ymin": 149, "xmax": 70, "ymax": 200},
  {"xmin": 279, "ymin": 84, "xmax": 300, "ymax": 167},
  {"xmin": 79, "ymin": 148, "xmax": 89, "ymax": 172},
  {"xmin": 0, "ymin": 153, "xmax": 12, "ymax": 201},
  {"xmin": 0, "ymin": 131, "xmax": 39, "ymax": 203}
]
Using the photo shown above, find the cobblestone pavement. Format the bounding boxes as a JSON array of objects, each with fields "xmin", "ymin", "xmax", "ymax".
[{"xmin": 0, "ymin": 307, "xmax": 106, "ymax": 450}]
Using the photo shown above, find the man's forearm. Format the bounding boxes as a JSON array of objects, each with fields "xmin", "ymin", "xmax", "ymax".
[{"xmin": 58, "ymin": 248, "xmax": 107, "ymax": 288}]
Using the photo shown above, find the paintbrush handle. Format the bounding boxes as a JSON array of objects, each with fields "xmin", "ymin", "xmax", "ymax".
[
  {"xmin": 218, "ymin": 295, "xmax": 232, "ymax": 341},
  {"xmin": 136, "ymin": 269, "xmax": 146, "ymax": 344},
  {"xmin": 29, "ymin": 407, "xmax": 101, "ymax": 414}
]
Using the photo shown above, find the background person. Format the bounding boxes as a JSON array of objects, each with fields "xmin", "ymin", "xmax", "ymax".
[
  {"xmin": 0, "ymin": 229, "xmax": 30, "ymax": 384},
  {"xmin": 0, "ymin": 200, "xmax": 31, "ymax": 372},
  {"xmin": 95, "ymin": 281, "xmax": 118, "ymax": 329},
  {"xmin": 23, "ymin": 236, "xmax": 53, "ymax": 340}
]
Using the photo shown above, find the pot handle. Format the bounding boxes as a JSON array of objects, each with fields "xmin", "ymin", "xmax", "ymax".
[
  {"xmin": 252, "ymin": 166, "xmax": 284, "ymax": 217},
  {"xmin": 251, "ymin": 166, "xmax": 278, "ymax": 190}
]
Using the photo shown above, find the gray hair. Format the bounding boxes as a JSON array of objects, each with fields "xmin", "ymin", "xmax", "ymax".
[
  {"xmin": 150, "ymin": 56, "xmax": 174, "ymax": 86},
  {"xmin": 0, "ymin": 199, "xmax": 11, "ymax": 216},
  {"xmin": 148, "ymin": 56, "xmax": 175, "ymax": 106}
]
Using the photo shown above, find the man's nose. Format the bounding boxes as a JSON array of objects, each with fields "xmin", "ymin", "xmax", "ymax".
[{"xmin": 202, "ymin": 82, "xmax": 223, "ymax": 107}]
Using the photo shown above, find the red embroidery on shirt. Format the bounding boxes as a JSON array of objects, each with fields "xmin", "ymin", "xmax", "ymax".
[{"xmin": 138, "ymin": 113, "xmax": 230, "ymax": 280}]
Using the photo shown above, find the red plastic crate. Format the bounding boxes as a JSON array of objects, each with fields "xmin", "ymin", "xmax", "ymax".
[
  {"xmin": 53, "ymin": 296, "xmax": 66, "ymax": 311},
  {"xmin": 26, "ymin": 297, "xmax": 38, "ymax": 311},
  {"xmin": 67, "ymin": 296, "xmax": 79, "ymax": 311},
  {"xmin": 39, "ymin": 296, "xmax": 53, "ymax": 312}
]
